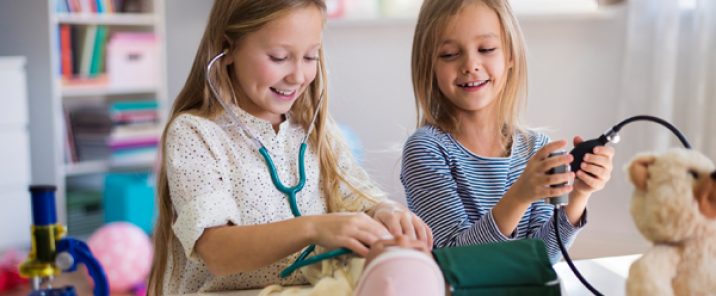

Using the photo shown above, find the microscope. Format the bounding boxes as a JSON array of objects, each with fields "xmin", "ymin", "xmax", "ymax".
[{"xmin": 18, "ymin": 185, "xmax": 108, "ymax": 296}]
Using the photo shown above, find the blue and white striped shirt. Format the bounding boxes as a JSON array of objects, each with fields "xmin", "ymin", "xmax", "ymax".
[{"xmin": 400, "ymin": 125, "xmax": 586, "ymax": 263}]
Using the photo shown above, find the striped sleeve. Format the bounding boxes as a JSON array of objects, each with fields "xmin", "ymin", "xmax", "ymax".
[
  {"xmin": 524, "ymin": 132, "xmax": 588, "ymax": 263},
  {"xmin": 400, "ymin": 131, "xmax": 515, "ymax": 248}
]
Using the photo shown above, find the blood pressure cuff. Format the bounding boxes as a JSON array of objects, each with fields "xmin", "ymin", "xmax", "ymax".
[{"xmin": 432, "ymin": 239, "xmax": 561, "ymax": 296}]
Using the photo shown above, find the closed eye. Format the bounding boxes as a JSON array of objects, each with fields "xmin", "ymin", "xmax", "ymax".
[
  {"xmin": 479, "ymin": 48, "xmax": 497, "ymax": 53},
  {"xmin": 438, "ymin": 52, "xmax": 458, "ymax": 60},
  {"xmin": 269, "ymin": 55, "xmax": 287, "ymax": 62}
]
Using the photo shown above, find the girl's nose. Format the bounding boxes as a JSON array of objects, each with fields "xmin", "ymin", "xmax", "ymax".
[
  {"xmin": 286, "ymin": 65, "xmax": 305, "ymax": 85},
  {"xmin": 462, "ymin": 56, "xmax": 480, "ymax": 75},
  {"xmin": 462, "ymin": 66, "xmax": 479, "ymax": 75}
]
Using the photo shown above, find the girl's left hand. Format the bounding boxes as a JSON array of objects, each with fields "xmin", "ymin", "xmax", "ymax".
[
  {"xmin": 370, "ymin": 202, "xmax": 433, "ymax": 249},
  {"xmin": 572, "ymin": 136, "xmax": 615, "ymax": 195}
]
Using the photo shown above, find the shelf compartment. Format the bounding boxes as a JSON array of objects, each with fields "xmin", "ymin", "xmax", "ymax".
[
  {"xmin": 53, "ymin": 13, "xmax": 156, "ymax": 26},
  {"xmin": 65, "ymin": 159, "xmax": 155, "ymax": 176}
]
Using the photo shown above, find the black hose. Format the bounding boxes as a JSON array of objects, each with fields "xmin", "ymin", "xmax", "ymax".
[
  {"xmin": 554, "ymin": 207, "xmax": 603, "ymax": 296},
  {"xmin": 612, "ymin": 115, "xmax": 691, "ymax": 149}
]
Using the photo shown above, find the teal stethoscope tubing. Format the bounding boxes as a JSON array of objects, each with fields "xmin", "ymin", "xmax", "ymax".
[{"xmin": 206, "ymin": 50, "xmax": 351, "ymax": 278}]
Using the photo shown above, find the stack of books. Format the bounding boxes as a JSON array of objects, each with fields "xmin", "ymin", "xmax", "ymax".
[
  {"xmin": 59, "ymin": 24, "xmax": 109, "ymax": 83},
  {"xmin": 108, "ymin": 100, "xmax": 161, "ymax": 166},
  {"xmin": 68, "ymin": 105, "xmax": 113, "ymax": 162}
]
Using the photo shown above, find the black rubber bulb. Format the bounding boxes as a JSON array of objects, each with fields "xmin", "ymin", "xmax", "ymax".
[{"xmin": 568, "ymin": 135, "xmax": 610, "ymax": 173}]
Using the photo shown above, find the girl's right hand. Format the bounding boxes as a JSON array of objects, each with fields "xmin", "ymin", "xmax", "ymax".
[
  {"xmin": 307, "ymin": 212, "xmax": 392, "ymax": 257},
  {"xmin": 508, "ymin": 140, "xmax": 575, "ymax": 204}
]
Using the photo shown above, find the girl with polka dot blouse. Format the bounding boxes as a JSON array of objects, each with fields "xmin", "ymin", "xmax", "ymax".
[{"xmin": 147, "ymin": 1, "xmax": 443, "ymax": 295}]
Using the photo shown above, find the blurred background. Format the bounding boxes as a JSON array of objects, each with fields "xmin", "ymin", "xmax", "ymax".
[{"xmin": 0, "ymin": 0, "xmax": 714, "ymax": 285}]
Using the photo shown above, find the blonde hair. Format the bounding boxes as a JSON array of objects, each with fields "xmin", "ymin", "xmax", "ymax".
[
  {"xmin": 411, "ymin": 0, "xmax": 528, "ymax": 143},
  {"xmin": 148, "ymin": 1, "xmax": 379, "ymax": 294}
]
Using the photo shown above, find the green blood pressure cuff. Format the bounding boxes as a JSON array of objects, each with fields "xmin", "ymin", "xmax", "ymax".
[{"xmin": 432, "ymin": 239, "xmax": 561, "ymax": 296}]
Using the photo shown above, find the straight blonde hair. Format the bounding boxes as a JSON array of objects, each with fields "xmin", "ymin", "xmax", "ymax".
[
  {"xmin": 148, "ymin": 1, "xmax": 379, "ymax": 294},
  {"xmin": 411, "ymin": 0, "xmax": 528, "ymax": 144}
]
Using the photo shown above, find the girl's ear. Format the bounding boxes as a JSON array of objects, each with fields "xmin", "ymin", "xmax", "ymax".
[{"xmin": 223, "ymin": 35, "xmax": 234, "ymax": 65}]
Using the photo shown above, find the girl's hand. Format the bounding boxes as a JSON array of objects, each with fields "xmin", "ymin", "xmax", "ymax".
[
  {"xmin": 364, "ymin": 235, "xmax": 431, "ymax": 267},
  {"xmin": 370, "ymin": 202, "xmax": 433, "ymax": 249},
  {"xmin": 571, "ymin": 136, "xmax": 614, "ymax": 196},
  {"xmin": 308, "ymin": 212, "xmax": 391, "ymax": 257},
  {"xmin": 508, "ymin": 140, "xmax": 575, "ymax": 204}
]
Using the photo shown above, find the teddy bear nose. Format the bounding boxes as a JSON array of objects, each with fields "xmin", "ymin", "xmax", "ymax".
[{"xmin": 711, "ymin": 170, "xmax": 716, "ymax": 180}]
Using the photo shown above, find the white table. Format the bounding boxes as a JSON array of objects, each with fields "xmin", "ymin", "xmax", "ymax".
[
  {"xmin": 191, "ymin": 254, "xmax": 641, "ymax": 296},
  {"xmin": 555, "ymin": 254, "xmax": 640, "ymax": 296}
]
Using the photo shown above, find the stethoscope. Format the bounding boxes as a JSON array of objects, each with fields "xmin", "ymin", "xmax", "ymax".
[{"xmin": 206, "ymin": 50, "xmax": 351, "ymax": 278}]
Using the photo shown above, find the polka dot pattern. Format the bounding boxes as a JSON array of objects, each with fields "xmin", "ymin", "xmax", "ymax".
[{"xmin": 162, "ymin": 106, "xmax": 382, "ymax": 293}]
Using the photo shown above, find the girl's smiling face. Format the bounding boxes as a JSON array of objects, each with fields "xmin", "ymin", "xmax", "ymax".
[
  {"xmin": 228, "ymin": 5, "xmax": 323, "ymax": 125},
  {"xmin": 434, "ymin": 2, "xmax": 511, "ymax": 117}
]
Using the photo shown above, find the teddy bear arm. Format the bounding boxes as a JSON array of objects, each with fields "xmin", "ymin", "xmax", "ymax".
[{"xmin": 626, "ymin": 246, "xmax": 680, "ymax": 296}]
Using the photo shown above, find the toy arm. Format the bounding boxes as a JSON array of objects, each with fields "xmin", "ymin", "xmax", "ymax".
[{"xmin": 626, "ymin": 245, "xmax": 679, "ymax": 296}]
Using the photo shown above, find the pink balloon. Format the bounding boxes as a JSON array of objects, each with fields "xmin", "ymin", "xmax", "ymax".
[{"xmin": 87, "ymin": 222, "xmax": 153, "ymax": 293}]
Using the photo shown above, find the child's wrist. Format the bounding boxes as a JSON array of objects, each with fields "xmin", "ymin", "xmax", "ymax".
[
  {"xmin": 569, "ymin": 190, "xmax": 590, "ymax": 202},
  {"xmin": 299, "ymin": 216, "xmax": 319, "ymax": 244},
  {"xmin": 503, "ymin": 187, "xmax": 532, "ymax": 208}
]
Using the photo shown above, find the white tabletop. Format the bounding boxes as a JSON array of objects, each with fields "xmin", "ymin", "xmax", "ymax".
[{"xmin": 555, "ymin": 254, "xmax": 640, "ymax": 296}]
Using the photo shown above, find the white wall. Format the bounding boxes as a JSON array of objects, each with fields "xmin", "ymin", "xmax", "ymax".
[{"xmin": 166, "ymin": 4, "xmax": 649, "ymax": 259}]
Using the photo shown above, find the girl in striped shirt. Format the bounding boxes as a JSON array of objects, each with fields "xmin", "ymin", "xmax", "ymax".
[{"xmin": 401, "ymin": 0, "xmax": 615, "ymax": 263}]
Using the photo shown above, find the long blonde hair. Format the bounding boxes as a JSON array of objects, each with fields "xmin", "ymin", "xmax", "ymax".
[
  {"xmin": 148, "ymin": 1, "xmax": 379, "ymax": 294},
  {"xmin": 411, "ymin": 0, "xmax": 528, "ymax": 143}
]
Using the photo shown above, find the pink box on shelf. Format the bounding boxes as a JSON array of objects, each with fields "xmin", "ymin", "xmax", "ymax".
[{"xmin": 107, "ymin": 32, "xmax": 158, "ymax": 89}]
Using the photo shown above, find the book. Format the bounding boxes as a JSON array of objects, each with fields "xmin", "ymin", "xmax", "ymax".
[
  {"xmin": 71, "ymin": 25, "xmax": 85, "ymax": 77},
  {"xmin": 60, "ymin": 25, "xmax": 73, "ymax": 79},
  {"xmin": 80, "ymin": 25, "xmax": 97, "ymax": 78},
  {"xmin": 89, "ymin": 25, "xmax": 108, "ymax": 77}
]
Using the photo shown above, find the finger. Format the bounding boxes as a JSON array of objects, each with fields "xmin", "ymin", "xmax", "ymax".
[
  {"xmin": 370, "ymin": 238, "xmax": 393, "ymax": 249},
  {"xmin": 400, "ymin": 213, "xmax": 417, "ymax": 240},
  {"xmin": 580, "ymin": 162, "xmax": 608, "ymax": 179},
  {"xmin": 541, "ymin": 154, "xmax": 573, "ymax": 173},
  {"xmin": 576, "ymin": 170, "xmax": 602, "ymax": 189},
  {"xmin": 536, "ymin": 140, "xmax": 568, "ymax": 160},
  {"xmin": 593, "ymin": 145, "xmax": 616, "ymax": 158},
  {"xmin": 345, "ymin": 238, "xmax": 370, "ymax": 257},
  {"xmin": 410, "ymin": 240, "xmax": 430, "ymax": 253},
  {"xmin": 425, "ymin": 224, "xmax": 434, "ymax": 249},
  {"xmin": 353, "ymin": 229, "xmax": 386, "ymax": 251},
  {"xmin": 381, "ymin": 214, "xmax": 403, "ymax": 238},
  {"xmin": 543, "ymin": 172, "xmax": 574, "ymax": 187},
  {"xmin": 362, "ymin": 217, "xmax": 393, "ymax": 239},
  {"xmin": 583, "ymin": 154, "xmax": 612, "ymax": 168},
  {"xmin": 412, "ymin": 215, "xmax": 429, "ymax": 243},
  {"xmin": 573, "ymin": 136, "xmax": 584, "ymax": 146}
]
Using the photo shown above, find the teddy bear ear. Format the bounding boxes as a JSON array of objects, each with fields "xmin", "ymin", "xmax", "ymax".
[
  {"xmin": 696, "ymin": 171, "xmax": 716, "ymax": 219},
  {"xmin": 628, "ymin": 155, "xmax": 655, "ymax": 191}
]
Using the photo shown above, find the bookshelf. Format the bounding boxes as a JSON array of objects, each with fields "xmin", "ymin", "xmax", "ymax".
[
  {"xmin": 54, "ymin": 0, "xmax": 167, "ymax": 236},
  {"xmin": 0, "ymin": 0, "xmax": 167, "ymax": 239}
]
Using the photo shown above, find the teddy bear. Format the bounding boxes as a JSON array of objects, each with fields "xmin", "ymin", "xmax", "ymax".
[{"xmin": 626, "ymin": 148, "xmax": 716, "ymax": 295}]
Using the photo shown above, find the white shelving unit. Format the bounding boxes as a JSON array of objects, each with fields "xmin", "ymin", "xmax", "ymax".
[
  {"xmin": 0, "ymin": 0, "xmax": 167, "ymax": 231},
  {"xmin": 50, "ymin": 0, "xmax": 168, "ymax": 230},
  {"xmin": 0, "ymin": 57, "xmax": 32, "ymax": 250}
]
